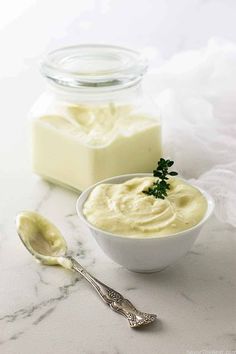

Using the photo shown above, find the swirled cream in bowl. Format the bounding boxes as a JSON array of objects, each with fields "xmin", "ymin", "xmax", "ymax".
[
  {"xmin": 83, "ymin": 177, "xmax": 207, "ymax": 238},
  {"xmin": 76, "ymin": 173, "xmax": 214, "ymax": 272}
]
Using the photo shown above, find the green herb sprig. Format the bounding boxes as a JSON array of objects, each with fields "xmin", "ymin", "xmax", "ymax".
[{"xmin": 143, "ymin": 158, "xmax": 178, "ymax": 199}]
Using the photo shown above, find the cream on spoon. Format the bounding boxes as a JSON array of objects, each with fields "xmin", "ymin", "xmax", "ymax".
[{"xmin": 16, "ymin": 211, "xmax": 157, "ymax": 328}]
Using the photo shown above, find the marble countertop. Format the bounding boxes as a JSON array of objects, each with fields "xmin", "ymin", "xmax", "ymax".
[{"xmin": 1, "ymin": 171, "xmax": 236, "ymax": 354}]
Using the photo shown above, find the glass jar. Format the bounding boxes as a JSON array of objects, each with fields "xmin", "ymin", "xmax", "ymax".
[{"xmin": 30, "ymin": 45, "xmax": 162, "ymax": 191}]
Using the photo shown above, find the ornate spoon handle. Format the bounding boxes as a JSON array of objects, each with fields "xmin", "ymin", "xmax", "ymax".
[{"xmin": 69, "ymin": 256, "xmax": 157, "ymax": 328}]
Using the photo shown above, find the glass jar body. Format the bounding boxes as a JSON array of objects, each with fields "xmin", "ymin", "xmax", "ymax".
[{"xmin": 30, "ymin": 84, "xmax": 162, "ymax": 191}]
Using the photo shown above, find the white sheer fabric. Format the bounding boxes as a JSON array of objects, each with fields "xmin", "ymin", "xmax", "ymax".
[{"xmin": 147, "ymin": 39, "xmax": 236, "ymax": 226}]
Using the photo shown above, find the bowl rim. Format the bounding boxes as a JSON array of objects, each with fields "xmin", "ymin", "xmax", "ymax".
[{"xmin": 76, "ymin": 173, "xmax": 215, "ymax": 241}]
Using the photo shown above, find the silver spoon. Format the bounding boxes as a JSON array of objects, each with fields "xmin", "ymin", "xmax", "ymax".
[{"xmin": 16, "ymin": 211, "xmax": 157, "ymax": 328}]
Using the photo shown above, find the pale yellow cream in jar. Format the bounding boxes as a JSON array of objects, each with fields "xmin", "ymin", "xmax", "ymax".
[
  {"xmin": 32, "ymin": 104, "xmax": 161, "ymax": 191},
  {"xmin": 83, "ymin": 177, "xmax": 208, "ymax": 237}
]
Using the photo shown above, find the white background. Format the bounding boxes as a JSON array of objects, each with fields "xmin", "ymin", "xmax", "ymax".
[
  {"xmin": 1, "ymin": 0, "xmax": 236, "ymax": 171},
  {"xmin": 1, "ymin": 2, "xmax": 236, "ymax": 133}
]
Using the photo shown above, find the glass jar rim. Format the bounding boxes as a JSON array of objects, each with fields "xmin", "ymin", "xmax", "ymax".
[{"xmin": 40, "ymin": 44, "xmax": 148, "ymax": 90}]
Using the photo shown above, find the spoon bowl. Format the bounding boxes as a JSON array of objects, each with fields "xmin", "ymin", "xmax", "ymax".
[{"xmin": 16, "ymin": 211, "xmax": 68, "ymax": 266}]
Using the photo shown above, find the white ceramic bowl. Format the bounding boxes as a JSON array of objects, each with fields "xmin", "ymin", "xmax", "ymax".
[{"xmin": 76, "ymin": 174, "xmax": 214, "ymax": 273}]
